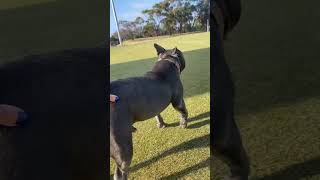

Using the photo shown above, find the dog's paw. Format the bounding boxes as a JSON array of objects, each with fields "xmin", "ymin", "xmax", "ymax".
[
  {"xmin": 180, "ymin": 122, "xmax": 188, "ymax": 128},
  {"xmin": 180, "ymin": 122, "xmax": 187, "ymax": 128},
  {"xmin": 157, "ymin": 123, "xmax": 167, "ymax": 128}
]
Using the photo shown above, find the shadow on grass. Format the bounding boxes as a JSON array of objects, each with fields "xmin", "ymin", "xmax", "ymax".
[
  {"xmin": 166, "ymin": 111, "xmax": 210, "ymax": 128},
  {"xmin": 110, "ymin": 48, "xmax": 210, "ymax": 98},
  {"xmin": 130, "ymin": 134, "xmax": 210, "ymax": 173},
  {"xmin": 188, "ymin": 119, "xmax": 210, "ymax": 129},
  {"xmin": 225, "ymin": 1, "xmax": 320, "ymax": 117},
  {"xmin": 211, "ymin": 1, "xmax": 320, "ymax": 179},
  {"xmin": 0, "ymin": 0, "xmax": 106, "ymax": 58},
  {"xmin": 110, "ymin": 134, "xmax": 210, "ymax": 178},
  {"xmin": 159, "ymin": 157, "xmax": 210, "ymax": 180},
  {"xmin": 252, "ymin": 156, "xmax": 320, "ymax": 180}
]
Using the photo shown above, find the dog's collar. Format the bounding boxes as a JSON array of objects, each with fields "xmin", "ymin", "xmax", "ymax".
[{"xmin": 158, "ymin": 54, "xmax": 181, "ymax": 74}]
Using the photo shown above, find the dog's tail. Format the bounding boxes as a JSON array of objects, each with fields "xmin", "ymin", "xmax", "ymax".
[{"xmin": 110, "ymin": 94, "xmax": 120, "ymax": 103}]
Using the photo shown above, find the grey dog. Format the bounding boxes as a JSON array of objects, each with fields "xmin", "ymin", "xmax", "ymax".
[
  {"xmin": 110, "ymin": 43, "xmax": 188, "ymax": 180},
  {"xmin": 212, "ymin": 0, "xmax": 250, "ymax": 180},
  {"xmin": 0, "ymin": 46, "xmax": 108, "ymax": 180}
]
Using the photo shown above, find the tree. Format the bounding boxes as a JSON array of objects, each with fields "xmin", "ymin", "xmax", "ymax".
[
  {"xmin": 171, "ymin": 0, "xmax": 195, "ymax": 33},
  {"xmin": 110, "ymin": 0, "xmax": 209, "ymax": 41},
  {"xmin": 143, "ymin": 16, "xmax": 157, "ymax": 37},
  {"xmin": 110, "ymin": 34, "xmax": 119, "ymax": 46},
  {"xmin": 119, "ymin": 20, "xmax": 136, "ymax": 40},
  {"xmin": 193, "ymin": 0, "xmax": 209, "ymax": 31},
  {"xmin": 151, "ymin": 0, "xmax": 176, "ymax": 35},
  {"xmin": 134, "ymin": 17, "xmax": 145, "ymax": 38}
]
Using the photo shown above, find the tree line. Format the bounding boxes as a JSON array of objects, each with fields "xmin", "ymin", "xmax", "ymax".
[{"xmin": 110, "ymin": 0, "xmax": 209, "ymax": 43}]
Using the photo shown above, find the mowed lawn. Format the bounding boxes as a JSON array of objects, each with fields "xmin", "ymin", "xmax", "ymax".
[
  {"xmin": 0, "ymin": 0, "xmax": 106, "ymax": 58},
  {"xmin": 212, "ymin": 0, "xmax": 320, "ymax": 179},
  {"xmin": 110, "ymin": 32, "xmax": 210, "ymax": 179}
]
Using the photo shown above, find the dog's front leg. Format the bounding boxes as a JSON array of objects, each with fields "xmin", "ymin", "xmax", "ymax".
[
  {"xmin": 155, "ymin": 114, "xmax": 167, "ymax": 128},
  {"xmin": 172, "ymin": 98, "xmax": 188, "ymax": 128}
]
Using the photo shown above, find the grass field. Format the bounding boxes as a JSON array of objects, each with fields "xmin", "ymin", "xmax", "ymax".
[
  {"xmin": 2, "ymin": 0, "xmax": 319, "ymax": 179},
  {"xmin": 110, "ymin": 32, "xmax": 210, "ymax": 179},
  {"xmin": 212, "ymin": 0, "xmax": 320, "ymax": 179},
  {"xmin": 0, "ymin": 0, "xmax": 106, "ymax": 58}
]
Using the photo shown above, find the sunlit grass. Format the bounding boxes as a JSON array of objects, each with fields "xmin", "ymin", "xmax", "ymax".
[
  {"xmin": 110, "ymin": 32, "xmax": 210, "ymax": 179},
  {"xmin": 211, "ymin": 1, "xmax": 320, "ymax": 179}
]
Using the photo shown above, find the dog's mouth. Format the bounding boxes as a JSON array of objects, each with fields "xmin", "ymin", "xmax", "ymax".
[{"xmin": 158, "ymin": 53, "xmax": 181, "ymax": 73}]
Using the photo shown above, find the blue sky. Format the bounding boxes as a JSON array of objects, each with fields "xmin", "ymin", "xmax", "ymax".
[{"xmin": 110, "ymin": 0, "xmax": 162, "ymax": 36}]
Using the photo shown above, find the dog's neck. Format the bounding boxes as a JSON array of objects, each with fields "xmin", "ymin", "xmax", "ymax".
[
  {"xmin": 212, "ymin": 2, "xmax": 225, "ymax": 42},
  {"xmin": 157, "ymin": 53, "xmax": 181, "ymax": 74}
]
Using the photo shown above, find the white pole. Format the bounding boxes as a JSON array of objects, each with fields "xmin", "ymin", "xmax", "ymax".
[
  {"xmin": 207, "ymin": 0, "xmax": 210, "ymax": 32},
  {"xmin": 111, "ymin": 0, "xmax": 122, "ymax": 45}
]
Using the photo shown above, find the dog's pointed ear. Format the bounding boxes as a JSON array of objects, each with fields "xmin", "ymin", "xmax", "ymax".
[
  {"xmin": 172, "ymin": 47, "xmax": 177, "ymax": 54},
  {"xmin": 154, "ymin": 43, "xmax": 166, "ymax": 55}
]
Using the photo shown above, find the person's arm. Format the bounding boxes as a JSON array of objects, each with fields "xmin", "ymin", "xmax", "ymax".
[{"xmin": 110, "ymin": 95, "xmax": 120, "ymax": 103}]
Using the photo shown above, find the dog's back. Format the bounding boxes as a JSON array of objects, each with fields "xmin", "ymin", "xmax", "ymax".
[
  {"xmin": 110, "ymin": 60, "xmax": 181, "ymax": 121},
  {"xmin": 0, "ymin": 47, "xmax": 107, "ymax": 180}
]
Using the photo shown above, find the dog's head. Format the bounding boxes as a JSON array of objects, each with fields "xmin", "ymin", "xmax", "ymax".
[{"xmin": 154, "ymin": 43, "xmax": 186, "ymax": 73}]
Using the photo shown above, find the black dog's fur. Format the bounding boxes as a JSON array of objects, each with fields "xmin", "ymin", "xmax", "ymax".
[
  {"xmin": 0, "ymin": 46, "xmax": 108, "ymax": 180},
  {"xmin": 110, "ymin": 44, "xmax": 188, "ymax": 180},
  {"xmin": 212, "ymin": 0, "xmax": 250, "ymax": 179}
]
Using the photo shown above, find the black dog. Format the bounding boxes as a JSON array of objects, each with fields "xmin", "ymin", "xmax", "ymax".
[
  {"xmin": 212, "ymin": 0, "xmax": 250, "ymax": 180},
  {"xmin": 110, "ymin": 44, "xmax": 188, "ymax": 180},
  {"xmin": 0, "ymin": 46, "xmax": 108, "ymax": 180}
]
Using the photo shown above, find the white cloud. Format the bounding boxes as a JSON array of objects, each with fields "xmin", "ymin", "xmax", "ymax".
[
  {"xmin": 119, "ymin": 11, "xmax": 143, "ymax": 20},
  {"xmin": 130, "ymin": 2, "xmax": 150, "ymax": 9}
]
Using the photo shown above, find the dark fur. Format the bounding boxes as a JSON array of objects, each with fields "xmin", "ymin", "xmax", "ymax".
[
  {"xmin": 0, "ymin": 46, "xmax": 108, "ymax": 180},
  {"xmin": 215, "ymin": 0, "xmax": 242, "ymax": 39},
  {"xmin": 110, "ymin": 44, "xmax": 188, "ymax": 180},
  {"xmin": 212, "ymin": 0, "xmax": 250, "ymax": 179}
]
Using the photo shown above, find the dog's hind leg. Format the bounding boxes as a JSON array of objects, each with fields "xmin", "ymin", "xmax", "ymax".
[
  {"xmin": 114, "ymin": 161, "xmax": 130, "ymax": 180},
  {"xmin": 155, "ymin": 114, "xmax": 167, "ymax": 128},
  {"xmin": 110, "ymin": 113, "xmax": 133, "ymax": 180},
  {"xmin": 212, "ymin": 106, "xmax": 249, "ymax": 180},
  {"xmin": 172, "ymin": 98, "xmax": 188, "ymax": 128},
  {"xmin": 112, "ymin": 135, "xmax": 132, "ymax": 180}
]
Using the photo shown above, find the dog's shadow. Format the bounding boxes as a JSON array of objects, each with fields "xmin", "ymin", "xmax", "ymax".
[
  {"xmin": 159, "ymin": 157, "xmax": 210, "ymax": 180},
  {"xmin": 130, "ymin": 133, "xmax": 210, "ymax": 173},
  {"xmin": 251, "ymin": 156, "xmax": 320, "ymax": 180},
  {"xmin": 109, "ymin": 134, "xmax": 210, "ymax": 179},
  {"xmin": 165, "ymin": 111, "xmax": 210, "ymax": 129}
]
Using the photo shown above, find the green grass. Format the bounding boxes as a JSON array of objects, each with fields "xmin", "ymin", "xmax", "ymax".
[
  {"xmin": 0, "ymin": 0, "xmax": 106, "ymax": 58},
  {"xmin": 0, "ymin": 0, "xmax": 54, "ymax": 10},
  {"xmin": 212, "ymin": 0, "xmax": 320, "ymax": 179},
  {"xmin": 110, "ymin": 32, "xmax": 210, "ymax": 179}
]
